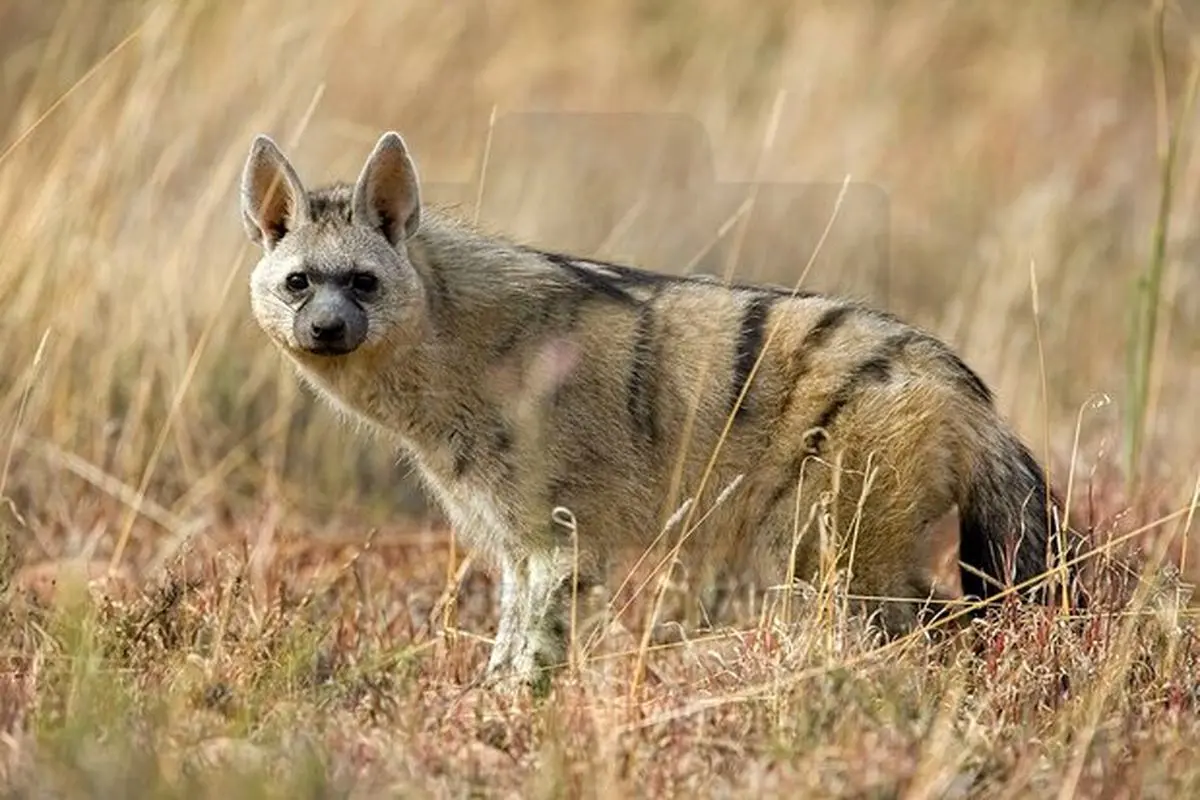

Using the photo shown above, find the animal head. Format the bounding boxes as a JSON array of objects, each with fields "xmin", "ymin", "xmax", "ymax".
[{"xmin": 240, "ymin": 132, "xmax": 425, "ymax": 360}]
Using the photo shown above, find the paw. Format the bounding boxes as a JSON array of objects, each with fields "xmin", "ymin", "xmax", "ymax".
[
  {"xmin": 481, "ymin": 661, "xmax": 553, "ymax": 699},
  {"xmin": 482, "ymin": 645, "xmax": 560, "ymax": 699}
]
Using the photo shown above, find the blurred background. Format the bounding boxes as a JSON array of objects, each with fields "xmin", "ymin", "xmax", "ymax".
[{"xmin": 1, "ymin": 1, "xmax": 1197, "ymax": 574}]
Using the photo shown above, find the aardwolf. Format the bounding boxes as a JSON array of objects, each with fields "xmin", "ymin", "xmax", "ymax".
[{"xmin": 240, "ymin": 131, "xmax": 1081, "ymax": 690}]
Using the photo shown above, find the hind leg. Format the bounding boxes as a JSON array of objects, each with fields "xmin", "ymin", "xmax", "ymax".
[
  {"xmin": 846, "ymin": 580, "xmax": 953, "ymax": 637},
  {"xmin": 846, "ymin": 502, "xmax": 967, "ymax": 637}
]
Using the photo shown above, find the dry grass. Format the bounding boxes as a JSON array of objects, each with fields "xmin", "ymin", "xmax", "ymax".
[{"xmin": 1, "ymin": 0, "xmax": 1199, "ymax": 796}]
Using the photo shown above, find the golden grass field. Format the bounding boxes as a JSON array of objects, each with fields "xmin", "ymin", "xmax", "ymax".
[{"xmin": 1, "ymin": 0, "xmax": 1199, "ymax": 796}]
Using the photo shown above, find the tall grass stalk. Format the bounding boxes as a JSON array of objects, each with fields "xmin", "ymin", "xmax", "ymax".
[{"xmin": 1124, "ymin": 1, "xmax": 1200, "ymax": 489}]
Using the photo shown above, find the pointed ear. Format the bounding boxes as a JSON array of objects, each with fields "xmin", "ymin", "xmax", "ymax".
[
  {"xmin": 352, "ymin": 131, "xmax": 421, "ymax": 245},
  {"xmin": 240, "ymin": 134, "xmax": 311, "ymax": 250}
]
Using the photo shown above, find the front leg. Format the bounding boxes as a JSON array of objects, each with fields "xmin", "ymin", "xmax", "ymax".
[
  {"xmin": 483, "ymin": 556, "xmax": 524, "ymax": 680},
  {"xmin": 484, "ymin": 549, "xmax": 586, "ymax": 694},
  {"xmin": 477, "ymin": 338, "xmax": 594, "ymax": 693}
]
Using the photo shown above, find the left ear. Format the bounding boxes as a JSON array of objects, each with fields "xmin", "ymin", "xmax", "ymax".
[
  {"xmin": 351, "ymin": 131, "xmax": 422, "ymax": 245},
  {"xmin": 240, "ymin": 134, "xmax": 312, "ymax": 250}
]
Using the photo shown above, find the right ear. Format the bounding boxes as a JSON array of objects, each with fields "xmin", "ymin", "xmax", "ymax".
[
  {"xmin": 351, "ymin": 131, "xmax": 422, "ymax": 245},
  {"xmin": 240, "ymin": 134, "xmax": 311, "ymax": 250}
]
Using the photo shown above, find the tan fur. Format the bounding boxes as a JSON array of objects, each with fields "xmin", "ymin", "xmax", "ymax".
[{"xmin": 240, "ymin": 132, "xmax": 1079, "ymax": 691}]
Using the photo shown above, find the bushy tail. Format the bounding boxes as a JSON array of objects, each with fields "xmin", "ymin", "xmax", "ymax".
[{"xmin": 957, "ymin": 432, "xmax": 1086, "ymax": 609}]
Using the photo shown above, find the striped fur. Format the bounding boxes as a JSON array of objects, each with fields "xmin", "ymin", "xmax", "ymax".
[{"xmin": 241, "ymin": 132, "xmax": 1084, "ymax": 691}]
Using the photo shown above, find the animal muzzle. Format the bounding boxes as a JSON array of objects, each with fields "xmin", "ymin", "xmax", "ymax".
[{"xmin": 294, "ymin": 289, "xmax": 368, "ymax": 356}]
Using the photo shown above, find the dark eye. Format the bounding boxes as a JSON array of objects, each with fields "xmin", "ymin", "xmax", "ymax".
[
  {"xmin": 349, "ymin": 271, "xmax": 379, "ymax": 294},
  {"xmin": 284, "ymin": 272, "xmax": 309, "ymax": 292}
]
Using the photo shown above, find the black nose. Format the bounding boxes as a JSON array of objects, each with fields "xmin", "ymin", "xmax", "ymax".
[{"xmin": 310, "ymin": 318, "xmax": 346, "ymax": 341}]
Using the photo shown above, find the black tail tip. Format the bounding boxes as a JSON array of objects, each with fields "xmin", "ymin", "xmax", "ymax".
[{"xmin": 958, "ymin": 438, "xmax": 1092, "ymax": 614}]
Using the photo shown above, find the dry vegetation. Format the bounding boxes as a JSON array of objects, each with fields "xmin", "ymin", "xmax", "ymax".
[{"xmin": 1, "ymin": 0, "xmax": 1199, "ymax": 797}]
